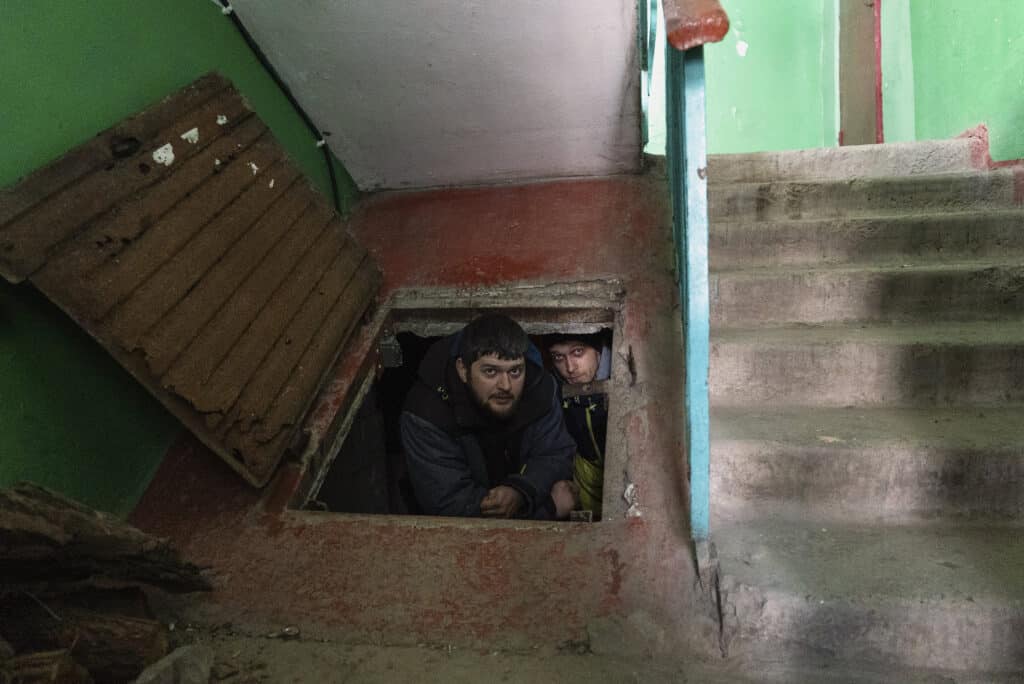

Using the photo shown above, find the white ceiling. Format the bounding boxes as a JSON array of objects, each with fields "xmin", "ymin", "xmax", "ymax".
[{"xmin": 231, "ymin": 0, "xmax": 642, "ymax": 190}]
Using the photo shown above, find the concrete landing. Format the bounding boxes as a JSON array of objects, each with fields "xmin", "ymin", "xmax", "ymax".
[{"xmin": 715, "ymin": 510, "xmax": 1024, "ymax": 674}]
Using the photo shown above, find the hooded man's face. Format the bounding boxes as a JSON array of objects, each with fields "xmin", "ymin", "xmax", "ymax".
[
  {"xmin": 548, "ymin": 340, "xmax": 600, "ymax": 385},
  {"xmin": 456, "ymin": 353, "xmax": 526, "ymax": 420}
]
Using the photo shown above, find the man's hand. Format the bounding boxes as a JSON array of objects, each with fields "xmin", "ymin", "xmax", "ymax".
[
  {"xmin": 480, "ymin": 486, "xmax": 524, "ymax": 518},
  {"xmin": 551, "ymin": 480, "xmax": 579, "ymax": 519}
]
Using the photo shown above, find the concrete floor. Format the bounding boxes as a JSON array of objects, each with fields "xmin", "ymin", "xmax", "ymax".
[
  {"xmin": 166, "ymin": 622, "xmax": 1018, "ymax": 684},
  {"xmin": 130, "ymin": 168, "xmax": 720, "ymax": 657},
  {"xmin": 127, "ymin": 141, "xmax": 1024, "ymax": 679}
]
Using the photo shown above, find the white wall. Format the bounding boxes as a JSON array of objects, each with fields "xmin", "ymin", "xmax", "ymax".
[{"xmin": 232, "ymin": 0, "xmax": 642, "ymax": 190}]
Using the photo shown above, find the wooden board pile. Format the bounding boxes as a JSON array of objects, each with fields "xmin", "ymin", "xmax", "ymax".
[{"xmin": 0, "ymin": 483, "xmax": 210, "ymax": 683}]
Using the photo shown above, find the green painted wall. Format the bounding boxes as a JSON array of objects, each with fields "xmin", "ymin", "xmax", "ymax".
[
  {"xmin": 906, "ymin": 0, "xmax": 1024, "ymax": 161},
  {"xmin": 647, "ymin": 0, "xmax": 839, "ymax": 156},
  {"xmin": 0, "ymin": 0, "xmax": 359, "ymax": 517},
  {"xmin": 657, "ymin": 0, "xmax": 1024, "ymax": 161},
  {"xmin": 704, "ymin": 0, "xmax": 838, "ymax": 154},
  {"xmin": 0, "ymin": 286, "xmax": 180, "ymax": 517}
]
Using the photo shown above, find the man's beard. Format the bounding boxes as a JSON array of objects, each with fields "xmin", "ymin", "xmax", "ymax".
[{"xmin": 471, "ymin": 388, "xmax": 521, "ymax": 421}]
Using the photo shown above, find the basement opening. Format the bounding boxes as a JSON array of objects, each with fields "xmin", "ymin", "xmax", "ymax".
[{"xmin": 291, "ymin": 301, "xmax": 619, "ymax": 523}]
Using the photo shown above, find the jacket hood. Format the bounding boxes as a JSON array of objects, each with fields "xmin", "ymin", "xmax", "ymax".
[{"xmin": 552, "ymin": 344, "xmax": 612, "ymax": 387}]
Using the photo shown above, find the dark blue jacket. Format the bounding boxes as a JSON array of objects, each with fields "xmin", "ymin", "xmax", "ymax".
[{"xmin": 400, "ymin": 334, "xmax": 574, "ymax": 518}]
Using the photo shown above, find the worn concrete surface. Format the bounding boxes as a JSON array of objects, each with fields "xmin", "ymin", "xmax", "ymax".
[
  {"xmin": 712, "ymin": 260, "xmax": 1024, "ymax": 326},
  {"xmin": 707, "ymin": 137, "xmax": 985, "ymax": 184},
  {"xmin": 712, "ymin": 321, "xmax": 1024, "ymax": 407},
  {"xmin": 709, "ymin": 143, "xmax": 1024, "ymax": 676},
  {"xmin": 131, "ymin": 171, "xmax": 717, "ymax": 658},
  {"xmin": 715, "ymin": 509, "xmax": 1024, "ymax": 674},
  {"xmin": 711, "ymin": 168, "xmax": 1024, "ymax": 222},
  {"xmin": 712, "ymin": 405, "xmax": 1024, "ymax": 521},
  {"xmin": 710, "ymin": 210, "xmax": 1024, "ymax": 270},
  {"xmin": 164, "ymin": 623, "xmax": 1020, "ymax": 684}
]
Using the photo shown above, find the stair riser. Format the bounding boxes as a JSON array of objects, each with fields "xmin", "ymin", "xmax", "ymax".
[
  {"xmin": 711, "ymin": 442, "xmax": 1024, "ymax": 521},
  {"xmin": 724, "ymin": 584, "xmax": 1024, "ymax": 674},
  {"xmin": 711, "ymin": 342, "xmax": 1024, "ymax": 406},
  {"xmin": 710, "ymin": 215, "xmax": 1024, "ymax": 270},
  {"xmin": 710, "ymin": 172, "xmax": 1021, "ymax": 222},
  {"xmin": 707, "ymin": 139, "xmax": 984, "ymax": 184},
  {"xmin": 711, "ymin": 266, "xmax": 1024, "ymax": 327}
]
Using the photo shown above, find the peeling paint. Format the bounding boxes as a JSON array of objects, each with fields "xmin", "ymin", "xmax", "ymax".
[
  {"xmin": 209, "ymin": 0, "xmax": 233, "ymax": 15},
  {"xmin": 623, "ymin": 482, "xmax": 642, "ymax": 517},
  {"xmin": 268, "ymin": 178, "xmax": 275, "ymax": 189},
  {"xmin": 248, "ymin": 161, "xmax": 259, "ymax": 175},
  {"xmin": 736, "ymin": 40, "xmax": 749, "ymax": 57},
  {"xmin": 152, "ymin": 143, "xmax": 175, "ymax": 167},
  {"xmin": 217, "ymin": 114, "xmax": 229, "ymax": 126},
  {"xmin": 180, "ymin": 127, "xmax": 200, "ymax": 145}
]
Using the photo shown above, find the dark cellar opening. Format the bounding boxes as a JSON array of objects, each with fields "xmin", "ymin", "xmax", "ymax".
[{"xmin": 306, "ymin": 328, "xmax": 612, "ymax": 520}]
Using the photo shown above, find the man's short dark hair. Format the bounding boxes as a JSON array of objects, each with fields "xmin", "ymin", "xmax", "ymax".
[
  {"xmin": 544, "ymin": 330, "xmax": 607, "ymax": 351},
  {"xmin": 458, "ymin": 314, "xmax": 530, "ymax": 365}
]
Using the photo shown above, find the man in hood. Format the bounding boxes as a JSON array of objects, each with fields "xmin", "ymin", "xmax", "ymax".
[
  {"xmin": 545, "ymin": 331, "xmax": 611, "ymax": 518},
  {"xmin": 400, "ymin": 314, "xmax": 577, "ymax": 519}
]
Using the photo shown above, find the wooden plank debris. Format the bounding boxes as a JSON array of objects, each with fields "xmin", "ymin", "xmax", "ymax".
[
  {"xmin": 0, "ymin": 483, "xmax": 209, "ymax": 683},
  {"xmin": 0, "ymin": 483, "xmax": 209, "ymax": 592},
  {"xmin": 6, "ymin": 649, "xmax": 93, "ymax": 684}
]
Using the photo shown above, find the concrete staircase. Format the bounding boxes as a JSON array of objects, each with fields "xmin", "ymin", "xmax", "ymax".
[{"xmin": 706, "ymin": 139, "xmax": 1024, "ymax": 679}]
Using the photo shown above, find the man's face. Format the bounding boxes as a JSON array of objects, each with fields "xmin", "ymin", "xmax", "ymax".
[
  {"xmin": 549, "ymin": 341, "xmax": 600, "ymax": 385},
  {"xmin": 456, "ymin": 353, "xmax": 526, "ymax": 420}
]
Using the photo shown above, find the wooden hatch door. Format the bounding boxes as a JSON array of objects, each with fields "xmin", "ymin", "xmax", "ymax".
[{"xmin": 0, "ymin": 74, "xmax": 381, "ymax": 487}]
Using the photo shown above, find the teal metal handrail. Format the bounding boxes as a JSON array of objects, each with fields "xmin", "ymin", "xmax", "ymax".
[
  {"xmin": 652, "ymin": 0, "xmax": 728, "ymax": 547},
  {"xmin": 667, "ymin": 44, "xmax": 711, "ymax": 542}
]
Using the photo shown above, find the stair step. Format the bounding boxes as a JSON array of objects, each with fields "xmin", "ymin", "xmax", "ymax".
[
  {"xmin": 715, "ymin": 511, "xmax": 1024, "ymax": 673},
  {"xmin": 711, "ymin": 321, "xmax": 1024, "ymax": 407},
  {"xmin": 710, "ymin": 169, "xmax": 1022, "ymax": 222},
  {"xmin": 709, "ymin": 210, "xmax": 1024, "ymax": 270},
  {"xmin": 711, "ymin": 260, "xmax": 1024, "ymax": 327},
  {"xmin": 711, "ymin": 406, "xmax": 1024, "ymax": 521},
  {"xmin": 695, "ymin": 657, "xmax": 1019, "ymax": 684},
  {"xmin": 708, "ymin": 138, "xmax": 985, "ymax": 184}
]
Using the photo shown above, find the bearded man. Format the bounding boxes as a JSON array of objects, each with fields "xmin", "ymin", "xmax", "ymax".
[{"xmin": 400, "ymin": 314, "xmax": 577, "ymax": 519}]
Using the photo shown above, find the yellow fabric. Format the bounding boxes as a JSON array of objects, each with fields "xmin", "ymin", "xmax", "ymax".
[
  {"xmin": 573, "ymin": 451, "xmax": 603, "ymax": 516},
  {"xmin": 562, "ymin": 395, "xmax": 605, "ymax": 517}
]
